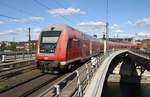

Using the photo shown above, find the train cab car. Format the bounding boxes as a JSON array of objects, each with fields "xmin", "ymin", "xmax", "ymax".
[
  {"xmin": 36, "ymin": 25, "xmax": 83, "ymax": 73},
  {"xmin": 36, "ymin": 25, "xmax": 97, "ymax": 73},
  {"xmin": 36, "ymin": 24, "xmax": 102, "ymax": 73}
]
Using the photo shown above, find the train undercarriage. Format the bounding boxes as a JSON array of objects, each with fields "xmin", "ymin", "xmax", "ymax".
[{"xmin": 36, "ymin": 60, "xmax": 80, "ymax": 74}]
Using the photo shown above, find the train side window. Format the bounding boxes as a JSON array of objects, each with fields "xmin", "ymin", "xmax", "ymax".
[
  {"xmin": 77, "ymin": 40, "xmax": 81, "ymax": 48},
  {"xmin": 67, "ymin": 38, "xmax": 72, "ymax": 48}
]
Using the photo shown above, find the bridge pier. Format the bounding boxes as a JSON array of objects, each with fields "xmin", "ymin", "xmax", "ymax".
[{"xmin": 106, "ymin": 53, "xmax": 150, "ymax": 84}]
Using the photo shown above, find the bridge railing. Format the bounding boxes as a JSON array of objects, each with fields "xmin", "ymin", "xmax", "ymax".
[
  {"xmin": 130, "ymin": 49, "xmax": 150, "ymax": 59},
  {"xmin": 37, "ymin": 54, "xmax": 107, "ymax": 97},
  {"xmin": 0, "ymin": 51, "xmax": 35, "ymax": 63}
]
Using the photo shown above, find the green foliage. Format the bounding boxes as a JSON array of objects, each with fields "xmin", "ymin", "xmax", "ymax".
[
  {"xmin": 0, "ymin": 43, "xmax": 6, "ymax": 51},
  {"xmin": 148, "ymin": 44, "xmax": 150, "ymax": 48},
  {"xmin": 7, "ymin": 43, "xmax": 16, "ymax": 51},
  {"xmin": 0, "ymin": 43, "xmax": 16, "ymax": 51}
]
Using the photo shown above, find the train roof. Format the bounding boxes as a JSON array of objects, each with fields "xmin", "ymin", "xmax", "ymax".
[
  {"xmin": 42, "ymin": 24, "xmax": 69, "ymax": 31},
  {"xmin": 42, "ymin": 24, "xmax": 101, "ymax": 42}
]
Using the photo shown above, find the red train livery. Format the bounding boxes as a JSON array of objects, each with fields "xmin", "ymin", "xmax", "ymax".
[{"xmin": 36, "ymin": 24, "xmax": 142, "ymax": 73}]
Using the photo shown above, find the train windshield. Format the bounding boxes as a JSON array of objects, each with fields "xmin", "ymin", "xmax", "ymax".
[{"xmin": 40, "ymin": 31, "xmax": 61, "ymax": 53}]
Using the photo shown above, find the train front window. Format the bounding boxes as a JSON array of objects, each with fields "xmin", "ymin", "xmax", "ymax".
[
  {"xmin": 40, "ymin": 31, "xmax": 61, "ymax": 53},
  {"xmin": 42, "ymin": 37, "xmax": 59, "ymax": 43}
]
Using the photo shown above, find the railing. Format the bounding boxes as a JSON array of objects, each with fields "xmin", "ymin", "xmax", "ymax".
[
  {"xmin": 0, "ymin": 51, "xmax": 35, "ymax": 63},
  {"xmin": 130, "ymin": 49, "xmax": 150, "ymax": 59},
  {"xmin": 37, "ymin": 54, "xmax": 107, "ymax": 97},
  {"xmin": 0, "ymin": 59, "xmax": 35, "ymax": 72}
]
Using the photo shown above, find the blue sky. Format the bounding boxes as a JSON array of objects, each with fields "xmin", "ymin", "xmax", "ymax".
[{"xmin": 0, "ymin": 0, "xmax": 150, "ymax": 41}]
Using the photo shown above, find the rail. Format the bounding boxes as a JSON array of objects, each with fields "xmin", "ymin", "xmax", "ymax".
[
  {"xmin": 37, "ymin": 53, "xmax": 107, "ymax": 97},
  {"xmin": 0, "ymin": 59, "xmax": 35, "ymax": 72},
  {"xmin": 0, "ymin": 51, "xmax": 35, "ymax": 63}
]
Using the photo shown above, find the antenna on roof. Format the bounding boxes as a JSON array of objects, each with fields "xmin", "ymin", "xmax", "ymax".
[{"xmin": 51, "ymin": 27, "xmax": 55, "ymax": 31}]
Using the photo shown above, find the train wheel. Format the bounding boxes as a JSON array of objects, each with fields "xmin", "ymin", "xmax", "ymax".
[
  {"xmin": 36, "ymin": 61, "xmax": 40, "ymax": 68},
  {"xmin": 59, "ymin": 65, "xmax": 66, "ymax": 73},
  {"xmin": 69, "ymin": 64, "xmax": 72, "ymax": 70}
]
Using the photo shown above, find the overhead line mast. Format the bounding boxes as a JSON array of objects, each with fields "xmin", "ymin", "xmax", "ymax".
[
  {"xmin": 104, "ymin": 0, "xmax": 109, "ymax": 55},
  {"xmin": 106, "ymin": 0, "xmax": 109, "ymax": 39}
]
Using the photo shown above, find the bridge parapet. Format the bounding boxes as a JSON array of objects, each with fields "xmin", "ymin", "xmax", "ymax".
[{"xmin": 130, "ymin": 49, "xmax": 150, "ymax": 59}]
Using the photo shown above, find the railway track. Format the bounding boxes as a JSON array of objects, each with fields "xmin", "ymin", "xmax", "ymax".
[
  {"xmin": 0, "ymin": 64, "xmax": 84, "ymax": 97},
  {"xmin": 0, "ymin": 73, "xmax": 60, "ymax": 97},
  {"xmin": 0, "ymin": 64, "xmax": 37, "ymax": 80},
  {"xmin": 0, "ymin": 58, "xmax": 90, "ymax": 97}
]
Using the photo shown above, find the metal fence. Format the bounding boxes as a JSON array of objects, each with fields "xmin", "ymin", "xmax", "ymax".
[
  {"xmin": 0, "ymin": 51, "xmax": 35, "ymax": 63},
  {"xmin": 37, "ymin": 54, "xmax": 107, "ymax": 97}
]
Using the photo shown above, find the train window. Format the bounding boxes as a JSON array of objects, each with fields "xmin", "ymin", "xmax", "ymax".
[
  {"xmin": 41, "ymin": 31, "xmax": 61, "ymax": 37},
  {"xmin": 41, "ymin": 31, "xmax": 61, "ymax": 43},
  {"xmin": 67, "ymin": 38, "xmax": 72, "ymax": 48},
  {"xmin": 77, "ymin": 40, "xmax": 81, "ymax": 48}
]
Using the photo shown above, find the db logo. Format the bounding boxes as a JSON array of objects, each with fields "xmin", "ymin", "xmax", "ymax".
[{"xmin": 44, "ymin": 57, "xmax": 48, "ymax": 60}]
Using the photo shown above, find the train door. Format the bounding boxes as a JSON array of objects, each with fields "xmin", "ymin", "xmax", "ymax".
[
  {"xmin": 81, "ymin": 40, "xmax": 87, "ymax": 58},
  {"xmin": 90, "ymin": 41, "xmax": 92, "ymax": 55},
  {"xmin": 66, "ymin": 38, "xmax": 81, "ymax": 60},
  {"xmin": 72, "ymin": 38, "xmax": 80, "ymax": 58},
  {"xmin": 67, "ymin": 38, "xmax": 73, "ymax": 60}
]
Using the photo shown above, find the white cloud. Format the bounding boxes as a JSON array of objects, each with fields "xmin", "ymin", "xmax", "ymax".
[
  {"xmin": 0, "ymin": 27, "xmax": 42, "ymax": 36},
  {"xmin": 78, "ymin": 21, "xmax": 106, "ymax": 29},
  {"xmin": 114, "ymin": 29, "xmax": 124, "ymax": 33},
  {"xmin": 11, "ymin": 16, "xmax": 44, "ymax": 23},
  {"xmin": 0, "ymin": 28, "xmax": 27, "ymax": 35},
  {"xmin": 29, "ymin": 16, "xmax": 44, "ymax": 20},
  {"xmin": 0, "ymin": 21, "xmax": 5, "ymax": 24},
  {"xmin": 110, "ymin": 24, "xmax": 119, "ymax": 29},
  {"xmin": 126, "ymin": 20, "xmax": 133, "ymax": 25},
  {"xmin": 113, "ymin": 33, "xmax": 132, "ymax": 38},
  {"xmin": 137, "ymin": 32, "xmax": 150, "ymax": 36},
  {"xmin": 135, "ymin": 32, "xmax": 150, "ymax": 39},
  {"xmin": 110, "ymin": 24, "xmax": 124, "ymax": 33},
  {"xmin": 135, "ymin": 18, "xmax": 150, "ymax": 27},
  {"xmin": 77, "ymin": 21, "xmax": 106, "ymax": 38},
  {"xmin": 32, "ymin": 28, "xmax": 42, "ymax": 32},
  {"xmin": 48, "ymin": 7, "xmax": 85, "ymax": 16}
]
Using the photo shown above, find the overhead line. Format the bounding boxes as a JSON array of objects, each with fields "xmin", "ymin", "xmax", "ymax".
[
  {"xmin": 0, "ymin": 1, "xmax": 37, "ymax": 17},
  {"xmin": 0, "ymin": 14, "xmax": 17, "ymax": 19},
  {"xmin": 34, "ymin": 0, "xmax": 77, "ymax": 25},
  {"xmin": 34, "ymin": 0, "xmax": 50, "ymax": 9},
  {"xmin": 0, "ymin": 1, "xmax": 45, "ymax": 28}
]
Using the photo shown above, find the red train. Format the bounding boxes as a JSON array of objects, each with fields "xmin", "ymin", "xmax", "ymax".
[{"xmin": 36, "ymin": 24, "xmax": 142, "ymax": 73}]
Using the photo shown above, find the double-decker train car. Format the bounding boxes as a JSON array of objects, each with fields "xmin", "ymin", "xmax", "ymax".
[
  {"xmin": 36, "ymin": 24, "xmax": 142, "ymax": 73},
  {"xmin": 36, "ymin": 24, "xmax": 102, "ymax": 73}
]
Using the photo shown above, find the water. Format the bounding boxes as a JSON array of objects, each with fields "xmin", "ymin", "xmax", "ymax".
[{"xmin": 101, "ymin": 82, "xmax": 150, "ymax": 97}]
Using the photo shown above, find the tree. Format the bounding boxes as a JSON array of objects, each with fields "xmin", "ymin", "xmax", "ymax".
[
  {"xmin": 7, "ymin": 43, "xmax": 16, "ymax": 51},
  {"xmin": 0, "ymin": 42, "xmax": 6, "ymax": 51}
]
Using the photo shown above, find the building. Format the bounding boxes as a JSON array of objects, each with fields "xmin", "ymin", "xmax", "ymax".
[
  {"xmin": 109, "ymin": 38, "xmax": 133, "ymax": 43},
  {"xmin": 0, "ymin": 40, "xmax": 37, "ymax": 51},
  {"xmin": 16, "ymin": 40, "xmax": 37, "ymax": 51},
  {"xmin": 142, "ymin": 39, "xmax": 150, "ymax": 48}
]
